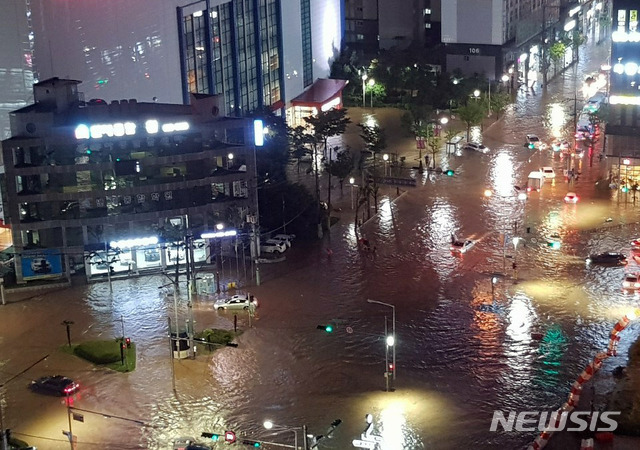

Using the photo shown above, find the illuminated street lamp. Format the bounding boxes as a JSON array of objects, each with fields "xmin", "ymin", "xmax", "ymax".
[
  {"xmin": 227, "ymin": 152, "xmax": 234, "ymax": 169},
  {"xmin": 368, "ymin": 78, "xmax": 375, "ymax": 108},
  {"xmin": 383, "ymin": 153, "xmax": 389, "ymax": 176},
  {"xmin": 484, "ymin": 189, "xmax": 493, "ymax": 197},
  {"xmin": 361, "ymin": 74, "xmax": 368, "ymax": 108},
  {"xmin": 367, "ymin": 299, "xmax": 396, "ymax": 384},
  {"xmin": 491, "ymin": 276, "xmax": 498, "ymax": 304},
  {"xmin": 473, "ymin": 89, "xmax": 481, "ymax": 99},
  {"xmin": 349, "ymin": 177, "xmax": 358, "ymax": 210}
]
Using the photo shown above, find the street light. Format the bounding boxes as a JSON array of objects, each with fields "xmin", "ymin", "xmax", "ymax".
[
  {"xmin": 473, "ymin": 89, "xmax": 481, "ymax": 99},
  {"xmin": 263, "ymin": 421, "xmax": 307, "ymax": 450},
  {"xmin": 367, "ymin": 299, "xmax": 396, "ymax": 381},
  {"xmin": 368, "ymin": 78, "xmax": 375, "ymax": 108},
  {"xmin": 227, "ymin": 152, "xmax": 234, "ymax": 169},
  {"xmin": 383, "ymin": 153, "xmax": 389, "ymax": 176},
  {"xmin": 361, "ymin": 74, "xmax": 368, "ymax": 108},
  {"xmin": 349, "ymin": 177, "xmax": 357, "ymax": 210},
  {"xmin": 491, "ymin": 276, "xmax": 498, "ymax": 304}
]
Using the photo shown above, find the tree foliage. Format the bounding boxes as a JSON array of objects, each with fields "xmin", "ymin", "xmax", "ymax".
[{"xmin": 457, "ymin": 102, "xmax": 484, "ymax": 140}]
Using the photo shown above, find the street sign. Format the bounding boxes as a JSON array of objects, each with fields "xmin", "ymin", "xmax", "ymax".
[
  {"xmin": 352, "ymin": 439, "xmax": 376, "ymax": 449},
  {"xmin": 224, "ymin": 431, "xmax": 236, "ymax": 443},
  {"xmin": 346, "ymin": 326, "xmax": 354, "ymax": 334}
]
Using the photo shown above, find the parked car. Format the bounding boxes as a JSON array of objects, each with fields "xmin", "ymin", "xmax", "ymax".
[
  {"xmin": 29, "ymin": 375, "xmax": 79, "ymax": 396},
  {"xmin": 144, "ymin": 249, "xmax": 160, "ymax": 262},
  {"xmin": 214, "ymin": 294, "xmax": 258, "ymax": 311},
  {"xmin": 260, "ymin": 241, "xmax": 286, "ymax": 254},
  {"xmin": 462, "ymin": 142, "xmax": 489, "ymax": 153},
  {"xmin": 273, "ymin": 233, "xmax": 296, "ymax": 242},
  {"xmin": 268, "ymin": 235, "xmax": 293, "ymax": 248},
  {"xmin": 586, "ymin": 252, "xmax": 627, "ymax": 266},
  {"xmin": 564, "ymin": 192, "xmax": 579, "ymax": 203}
]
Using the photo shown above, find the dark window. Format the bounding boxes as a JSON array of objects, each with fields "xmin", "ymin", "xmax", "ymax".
[{"xmin": 301, "ymin": 0, "xmax": 313, "ymax": 87}]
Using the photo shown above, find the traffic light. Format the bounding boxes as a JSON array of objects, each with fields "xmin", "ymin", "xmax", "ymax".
[
  {"xmin": 388, "ymin": 363, "xmax": 395, "ymax": 373},
  {"xmin": 528, "ymin": 143, "xmax": 535, "ymax": 149},
  {"xmin": 547, "ymin": 241, "xmax": 561, "ymax": 249},
  {"xmin": 622, "ymin": 186, "xmax": 629, "ymax": 193},
  {"xmin": 242, "ymin": 440, "xmax": 262, "ymax": 447},
  {"xmin": 317, "ymin": 324, "xmax": 334, "ymax": 333},
  {"xmin": 445, "ymin": 169, "xmax": 455, "ymax": 176},
  {"xmin": 125, "ymin": 337, "xmax": 131, "ymax": 348},
  {"xmin": 202, "ymin": 432, "xmax": 221, "ymax": 441}
]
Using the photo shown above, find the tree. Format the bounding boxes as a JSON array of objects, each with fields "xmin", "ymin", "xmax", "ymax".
[
  {"xmin": 304, "ymin": 108, "xmax": 351, "ymax": 232},
  {"xmin": 250, "ymin": 108, "xmax": 290, "ymax": 185},
  {"xmin": 427, "ymin": 136, "xmax": 443, "ymax": 169},
  {"xmin": 489, "ymin": 92, "xmax": 511, "ymax": 119},
  {"xmin": 324, "ymin": 147, "xmax": 354, "ymax": 196},
  {"xmin": 549, "ymin": 42, "xmax": 566, "ymax": 73},
  {"xmin": 358, "ymin": 123, "xmax": 387, "ymax": 213},
  {"xmin": 288, "ymin": 126, "xmax": 313, "ymax": 173},
  {"xmin": 457, "ymin": 102, "xmax": 484, "ymax": 141},
  {"xmin": 444, "ymin": 128, "xmax": 459, "ymax": 155}
]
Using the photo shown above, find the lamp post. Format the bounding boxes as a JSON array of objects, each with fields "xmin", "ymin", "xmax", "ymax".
[
  {"xmin": 473, "ymin": 89, "xmax": 480, "ymax": 100},
  {"xmin": 227, "ymin": 152, "xmax": 234, "ymax": 169},
  {"xmin": 361, "ymin": 74, "xmax": 368, "ymax": 108},
  {"xmin": 349, "ymin": 177, "xmax": 357, "ymax": 210},
  {"xmin": 383, "ymin": 153, "xmax": 389, "ymax": 176},
  {"xmin": 264, "ymin": 421, "xmax": 307, "ymax": 450},
  {"xmin": 367, "ymin": 299, "xmax": 396, "ymax": 380},
  {"xmin": 368, "ymin": 78, "xmax": 375, "ymax": 108},
  {"xmin": 491, "ymin": 276, "xmax": 498, "ymax": 304}
]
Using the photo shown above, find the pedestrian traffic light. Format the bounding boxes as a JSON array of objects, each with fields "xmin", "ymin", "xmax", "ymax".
[
  {"xmin": 317, "ymin": 324, "xmax": 334, "ymax": 333},
  {"xmin": 242, "ymin": 440, "xmax": 262, "ymax": 447},
  {"xmin": 445, "ymin": 169, "xmax": 455, "ymax": 176},
  {"xmin": 125, "ymin": 337, "xmax": 131, "ymax": 348},
  {"xmin": 202, "ymin": 432, "xmax": 221, "ymax": 441}
]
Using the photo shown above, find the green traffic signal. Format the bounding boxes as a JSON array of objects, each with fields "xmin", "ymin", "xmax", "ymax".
[
  {"xmin": 202, "ymin": 432, "xmax": 220, "ymax": 441},
  {"xmin": 528, "ymin": 143, "xmax": 535, "ymax": 149},
  {"xmin": 242, "ymin": 440, "xmax": 261, "ymax": 447},
  {"xmin": 622, "ymin": 186, "xmax": 629, "ymax": 193},
  {"xmin": 547, "ymin": 241, "xmax": 561, "ymax": 249},
  {"xmin": 316, "ymin": 324, "xmax": 334, "ymax": 333},
  {"xmin": 445, "ymin": 169, "xmax": 454, "ymax": 176}
]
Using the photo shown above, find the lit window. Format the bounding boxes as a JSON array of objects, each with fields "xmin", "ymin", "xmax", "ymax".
[
  {"xmin": 425, "ymin": 23, "xmax": 432, "ymax": 29},
  {"xmin": 424, "ymin": 8, "xmax": 431, "ymax": 15}
]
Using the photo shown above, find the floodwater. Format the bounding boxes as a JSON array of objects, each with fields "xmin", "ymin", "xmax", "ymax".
[{"xmin": 3, "ymin": 31, "xmax": 640, "ymax": 450}]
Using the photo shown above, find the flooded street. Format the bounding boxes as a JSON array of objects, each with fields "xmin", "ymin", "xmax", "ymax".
[{"xmin": 3, "ymin": 34, "xmax": 640, "ymax": 450}]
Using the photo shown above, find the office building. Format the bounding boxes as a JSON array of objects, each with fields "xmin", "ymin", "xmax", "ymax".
[
  {"xmin": 31, "ymin": 0, "xmax": 344, "ymax": 120},
  {"xmin": 1, "ymin": 77, "xmax": 259, "ymax": 284}
]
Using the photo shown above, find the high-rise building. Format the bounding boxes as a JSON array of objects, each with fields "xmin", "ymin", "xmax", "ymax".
[
  {"xmin": 441, "ymin": 0, "xmax": 587, "ymax": 82},
  {"xmin": 0, "ymin": 0, "xmax": 35, "ymax": 141},
  {"xmin": 2, "ymin": 77, "xmax": 259, "ymax": 284},
  {"xmin": 30, "ymin": 0, "xmax": 344, "ymax": 119}
]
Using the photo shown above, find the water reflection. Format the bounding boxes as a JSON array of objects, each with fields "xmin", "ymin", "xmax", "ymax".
[
  {"xmin": 490, "ymin": 152, "xmax": 516, "ymax": 197},
  {"xmin": 546, "ymin": 102, "xmax": 569, "ymax": 139}
]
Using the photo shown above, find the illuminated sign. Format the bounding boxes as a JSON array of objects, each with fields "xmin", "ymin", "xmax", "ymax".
[
  {"xmin": 612, "ymin": 30, "xmax": 640, "ymax": 42},
  {"xmin": 201, "ymin": 230, "xmax": 237, "ymax": 239},
  {"xmin": 610, "ymin": 95, "xmax": 640, "ymax": 106},
  {"xmin": 321, "ymin": 97, "xmax": 341, "ymax": 112},
  {"xmin": 253, "ymin": 119, "xmax": 264, "ymax": 146},
  {"xmin": 569, "ymin": 6, "xmax": 580, "ymax": 17},
  {"xmin": 564, "ymin": 20, "xmax": 576, "ymax": 32},
  {"xmin": 612, "ymin": 62, "xmax": 640, "ymax": 75},
  {"xmin": 110, "ymin": 236, "xmax": 159, "ymax": 249},
  {"xmin": 75, "ymin": 120, "xmax": 190, "ymax": 140}
]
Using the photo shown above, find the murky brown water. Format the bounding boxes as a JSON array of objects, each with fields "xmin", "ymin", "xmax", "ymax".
[{"xmin": 3, "ymin": 33, "xmax": 640, "ymax": 450}]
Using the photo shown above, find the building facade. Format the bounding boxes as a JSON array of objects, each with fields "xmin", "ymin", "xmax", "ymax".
[
  {"xmin": 441, "ymin": 0, "xmax": 594, "ymax": 83},
  {"xmin": 30, "ymin": 0, "xmax": 342, "ymax": 119},
  {"xmin": 605, "ymin": 0, "xmax": 640, "ymax": 190},
  {"xmin": 1, "ymin": 78, "xmax": 259, "ymax": 284}
]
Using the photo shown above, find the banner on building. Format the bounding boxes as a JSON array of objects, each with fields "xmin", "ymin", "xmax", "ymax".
[{"xmin": 21, "ymin": 249, "xmax": 63, "ymax": 280}]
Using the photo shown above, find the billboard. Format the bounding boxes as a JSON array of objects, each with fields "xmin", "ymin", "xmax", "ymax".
[{"xmin": 21, "ymin": 249, "xmax": 63, "ymax": 280}]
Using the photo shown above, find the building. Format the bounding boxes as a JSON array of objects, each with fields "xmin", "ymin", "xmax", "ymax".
[
  {"xmin": 30, "ymin": 0, "xmax": 344, "ymax": 120},
  {"xmin": 441, "ymin": 0, "xmax": 593, "ymax": 83},
  {"xmin": 1, "ymin": 78, "xmax": 260, "ymax": 284},
  {"xmin": 605, "ymin": 0, "xmax": 640, "ymax": 191}
]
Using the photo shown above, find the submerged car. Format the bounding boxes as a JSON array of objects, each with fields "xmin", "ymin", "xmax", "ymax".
[
  {"xmin": 622, "ymin": 273, "xmax": 640, "ymax": 291},
  {"xmin": 213, "ymin": 294, "xmax": 258, "ymax": 311},
  {"xmin": 30, "ymin": 375, "xmax": 79, "ymax": 396},
  {"xmin": 450, "ymin": 236, "xmax": 476, "ymax": 254},
  {"xmin": 462, "ymin": 142, "xmax": 489, "ymax": 153},
  {"xmin": 564, "ymin": 192, "xmax": 579, "ymax": 203},
  {"xmin": 260, "ymin": 241, "xmax": 286, "ymax": 254},
  {"xmin": 586, "ymin": 252, "xmax": 627, "ymax": 266}
]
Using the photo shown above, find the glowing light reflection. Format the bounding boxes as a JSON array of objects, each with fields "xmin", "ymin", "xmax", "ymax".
[
  {"xmin": 380, "ymin": 403, "xmax": 408, "ymax": 450},
  {"xmin": 490, "ymin": 152, "xmax": 515, "ymax": 197}
]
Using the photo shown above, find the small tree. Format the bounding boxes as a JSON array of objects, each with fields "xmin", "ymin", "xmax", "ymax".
[
  {"xmin": 427, "ymin": 136, "xmax": 443, "ymax": 169},
  {"xmin": 549, "ymin": 41, "xmax": 566, "ymax": 74},
  {"xmin": 457, "ymin": 102, "xmax": 484, "ymax": 141},
  {"xmin": 358, "ymin": 123, "xmax": 387, "ymax": 213},
  {"xmin": 490, "ymin": 92, "xmax": 511, "ymax": 119},
  {"xmin": 444, "ymin": 128, "xmax": 458, "ymax": 155},
  {"xmin": 324, "ymin": 147, "xmax": 354, "ymax": 196},
  {"xmin": 288, "ymin": 126, "xmax": 313, "ymax": 173}
]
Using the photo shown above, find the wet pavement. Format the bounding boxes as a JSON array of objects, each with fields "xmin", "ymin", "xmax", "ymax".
[{"xmin": 3, "ymin": 31, "xmax": 640, "ymax": 450}]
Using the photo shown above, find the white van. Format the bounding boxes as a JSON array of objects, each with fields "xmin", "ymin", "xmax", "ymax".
[{"xmin": 527, "ymin": 171, "xmax": 545, "ymax": 192}]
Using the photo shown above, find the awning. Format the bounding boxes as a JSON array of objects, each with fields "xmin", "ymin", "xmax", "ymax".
[{"xmin": 290, "ymin": 78, "xmax": 348, "ymax": 109}]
